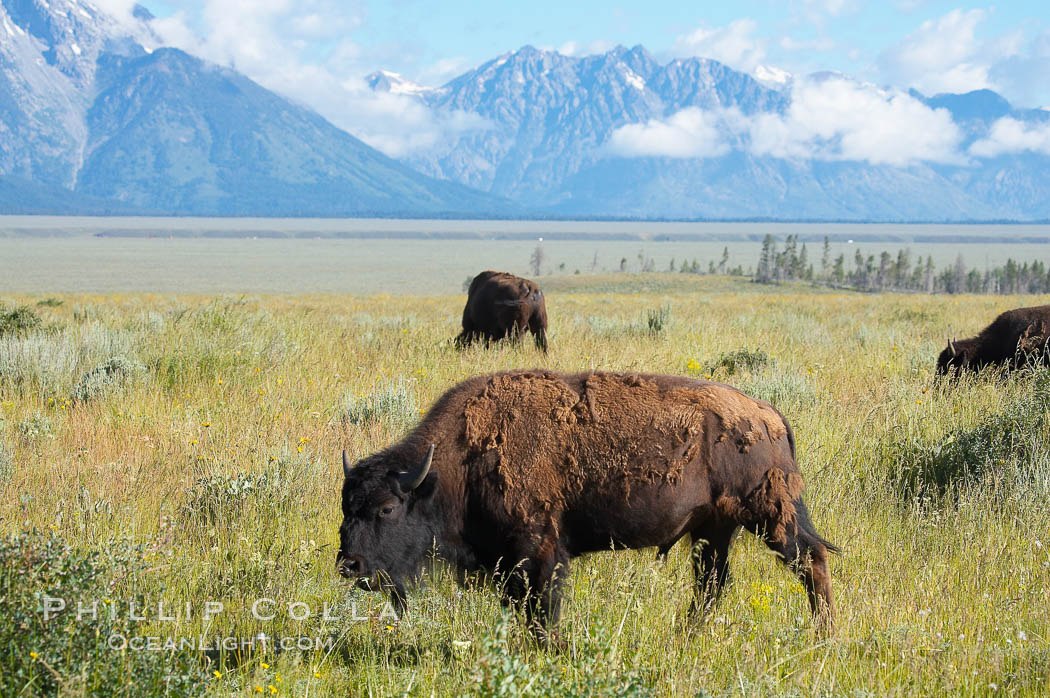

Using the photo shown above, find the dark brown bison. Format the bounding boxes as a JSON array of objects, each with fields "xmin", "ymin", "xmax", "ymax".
[
  {"xmin": 456, "ymin": 271, "xmax": 548, "ymax": 352},
  {"xmin": 937, "ymin": 304, "xmax": 1050, "ymax": 376},
  {"xmin": 336, "ymin": 370, "xmax": 836, "ymax": 638}
]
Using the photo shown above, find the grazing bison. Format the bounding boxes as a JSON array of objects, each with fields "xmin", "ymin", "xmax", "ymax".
[
  {"xmin": 937, "ymin": 304, "xmax": 1050, "ymax": 376},
  {"xmin": 336, "ymin": 370, "xmax": 836, "ymax": 638},
  {"xmin": 456, "ymin": 271, "xmax": 548, "ymax": 352}
]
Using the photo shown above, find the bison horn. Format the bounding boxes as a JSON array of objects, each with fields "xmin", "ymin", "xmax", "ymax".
[
  {"xmin": 949, "ymin": 338, "xmax": 959, "ymax": 357},
  {"xmin": 342, "ymin": 449, "xmax": 353, "ymax": 478},
  {"xmin": 399, "ymin": 444, "xmax": 434, "ymax": 491}
]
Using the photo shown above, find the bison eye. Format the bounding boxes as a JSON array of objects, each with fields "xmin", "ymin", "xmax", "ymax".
[{"xmin": 379, "ymin": 504, "xmax": 396, "ymax": 517}]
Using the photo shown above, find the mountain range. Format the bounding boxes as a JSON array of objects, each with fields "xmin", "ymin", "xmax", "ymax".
[
  {"xmin": 0, "ymin": 0, "xmax": 505, "ymax": 216},
  {"xmin": 2, "ymin": 0, "xmax": 1049, "ymax": 220},
  {"xmin": 370, "ymin": 46, "xmax": 1050, "ymax": 221}
]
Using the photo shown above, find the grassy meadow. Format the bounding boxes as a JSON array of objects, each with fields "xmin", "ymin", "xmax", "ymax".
[{"xmin": 1, "ymin": 274, "xmax": 1049, "ymax": 696}]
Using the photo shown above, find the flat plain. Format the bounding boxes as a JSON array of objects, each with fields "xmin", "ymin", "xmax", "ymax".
[
  {"xmin": 1, "ymin": 274, "xmax": 1049, "ymax": 696},
  {"xmin": 3, "ymin": 218, "xmax": 1050, "ymax": 295}
]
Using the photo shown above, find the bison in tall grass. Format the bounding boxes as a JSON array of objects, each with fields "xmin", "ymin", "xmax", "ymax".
[
  {"xmin": 938, "ymin": 304, "xmax": 1050, "ymax": 376},
  {"xmin": 336, "ymin": 370, "xmax": 837, "ymax": 639},
  {"xmin": 456, "ymin": 271, "xmax": 548, "ymax": 352}
]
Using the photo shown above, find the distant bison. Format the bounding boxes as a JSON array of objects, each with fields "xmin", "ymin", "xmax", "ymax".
[
  {"xmin": 336, "ymin": 370, "xmax": 836, "ymax": 638},
  {"xmin": 456, "ymin": 271, "xmax": 548, "ymax": 352},
  {"xmin": 937, "ymin": 304, "xmax": 1050, "ymax": 376}
]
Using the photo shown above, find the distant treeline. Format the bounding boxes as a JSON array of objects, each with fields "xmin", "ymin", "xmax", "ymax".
[{"xmin": 753, "ymin": 235, "xmax": 1050, "ymax": 294}]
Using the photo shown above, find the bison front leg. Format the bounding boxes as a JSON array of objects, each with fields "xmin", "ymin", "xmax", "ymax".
[
  {"xmin": 503, "ymin": 544, "xmax": 570, "ymax": 647},
  {"xmin": 688, "ymin": 524, "xmax": 738, "ymax": 617},
  {"xmin": 454, "ymin": 330, "xmax": 475, "ymax": 348}
]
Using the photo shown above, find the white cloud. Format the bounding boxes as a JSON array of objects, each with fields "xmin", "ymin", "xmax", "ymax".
[
  {"xmin": 417, "ymin": 56, "xmax": 471, "ymax": 85},
  {"xmin": 878, "ymin": 9, "xmax": 1024, "ymax": 97},
  {"xmin": 779, "ymin": 36, "xmax": 835, "ymax": 52},
  {"xmin": 791, "ymin": 0, "xmax": 863, "ymax": 28},
  {"xmin": 557, "ymin": 39, "xmax": 617, "ymax": 57},
  {"xmin": 970, "ymin": 117, "xmax": 1050, "ymax": 158},
  {"xmin": 801, "ymin": 0, "xmax": 858, "ymax": 18},
  {"xmin": 604, "ymin": 77, "xmax": 964, "ymax": 167},
  {"xmin": 91, "ymin": 0, "xmax": 139, "ymax": 22},
  {"xmin": 987, "ymin": 29, "xmax": 1050, "ymax": 107},
  {"xmin": 605, "ymin": 107, "xmax": 737, "ymax": 159},
  {"xmin": 894, "ymin": 0, "xmax": 933, "ymax": 11},
  {"xmin": 750, "ymin": 76, "xmax": 964, "ymax": 166},
  {"xmin": 881, "ymin": 11, "xmax": 1050, "ymax": 106},
  {"xmin": 672, "ymin": 19, "xmax": 766, "ymax": 72},
  {"xmin": 142, "ymin": 0, "xmax": 483, "ymax": 157}
]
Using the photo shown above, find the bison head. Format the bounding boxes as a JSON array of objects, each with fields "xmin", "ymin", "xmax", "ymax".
[
  {"xmin": 936, "ymin": 337, "xmax": 970, "ymax": 376},
  {"xmin": 336, "ymin": 445, "xmax": 439, "ymax": 616}
]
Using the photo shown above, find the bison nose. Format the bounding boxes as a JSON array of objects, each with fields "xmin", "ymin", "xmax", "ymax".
[{"xmin": 338, "ymin": 554, "xmax": 367, "ymax": 578}]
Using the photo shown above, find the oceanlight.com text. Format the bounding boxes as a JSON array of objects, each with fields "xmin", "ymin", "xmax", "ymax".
[{"xmin": 106, "ymin": 633, "xmax": 337, "ymax": 653}]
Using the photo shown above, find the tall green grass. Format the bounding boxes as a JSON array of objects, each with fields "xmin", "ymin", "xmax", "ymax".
[{"xmin": 0, "ymin": 281, "xmax": 1048, "ymax": 696}]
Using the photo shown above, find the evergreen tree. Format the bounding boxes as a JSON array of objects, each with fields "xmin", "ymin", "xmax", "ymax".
[
  {"xmin": 832, "ymin": 254, "xmax": 845, "ymax": 284},
  {"xmin": 530, "ymin": 245, "xmax": 545, "ymax": 276},
  {"xmin": 757, "ymin": 235, "xmax": 775, "ymax": 282},
  {"xmin": 951, "ymin": 254, "xmax": 967, "ymax": 294}
]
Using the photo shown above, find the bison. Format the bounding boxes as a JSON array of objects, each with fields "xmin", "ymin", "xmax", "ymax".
[
  {"xmin": 336, "ymin": 370, "xmax": 836, "ymax": 639},
  {"xmin": 456, "ymin": 271, "xmax": 548, "ymax": 352},
  {"xmin": 937, "ymin": 304, "xmax": 1050, "ymax": 376}
]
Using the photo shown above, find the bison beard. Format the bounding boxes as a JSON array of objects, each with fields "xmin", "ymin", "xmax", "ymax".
[{"xmin": 336, "ymin": 371, "xmax": 837, "ymax": 640}]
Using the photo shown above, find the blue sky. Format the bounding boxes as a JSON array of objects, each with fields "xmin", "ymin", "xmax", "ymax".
[
  {"xmin": 119, "ymin": 0, "xmax": 1049, "ymax": 156},
  {"xmin": 139, "ymin": 0, "xmax": 1049, "ymax": 99},
  {"xmin": 363, "ymin": 1, "xmax": 1047, "ymax": 84}
]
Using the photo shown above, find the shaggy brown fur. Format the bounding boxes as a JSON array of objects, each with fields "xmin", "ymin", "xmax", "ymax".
[
  {"xmin": 337, "ymin": 370, "xmax": 836, "ymax": 638},
  {"xmin": 938, "ymin": 304, "xmax": 1050, "ymax": 376},
  {"xmin": 455, "ymin": 271, "xmax": 548, "ymax": 352},
  {"xmin": 461, "ymin": 373, "xmax": 794, "ymax": 535}
]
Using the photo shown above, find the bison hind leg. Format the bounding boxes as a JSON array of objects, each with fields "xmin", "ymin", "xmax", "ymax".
[
  {"xmin": 760, "ymin": 498, "xmax": 836, "ymax": 633},
  {"xmin": 688, "ymin": 524, "xmax": 739, "ymax": 618}
]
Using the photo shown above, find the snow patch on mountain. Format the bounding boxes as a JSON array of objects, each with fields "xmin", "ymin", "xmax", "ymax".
[
  {"xmin": 620, "ymin": 64, "xmax": 645, "ymax": 90},
  {"xmin": 366, "ymin": 69, "xmax": 441, "ymax": 98},
  {"xmin": 753, "ymin": 64, "xmax": 791, "ymax": 88}
]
